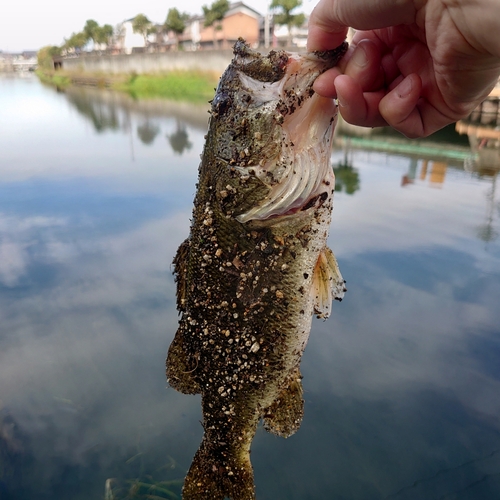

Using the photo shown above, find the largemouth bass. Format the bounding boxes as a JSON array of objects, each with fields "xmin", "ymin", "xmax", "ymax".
[{"xmin": 167, "ymin": 39, "xmax": 347, "ymax": 500}]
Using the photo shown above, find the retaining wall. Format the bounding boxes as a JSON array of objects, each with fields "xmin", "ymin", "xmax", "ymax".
[{"xmin": 60, "ymin": 50, "xmax": 235, "ymax": 75}]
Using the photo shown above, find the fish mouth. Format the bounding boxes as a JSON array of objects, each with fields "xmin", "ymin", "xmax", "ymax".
[{"xmin": 235, "ymin": 47, "xmax": 346, "ymax": 224}]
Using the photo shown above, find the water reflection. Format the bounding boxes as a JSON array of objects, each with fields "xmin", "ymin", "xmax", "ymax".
[
  {"xmin": 167, "ymin": 120, "xmax": 193, "ymax": 156},
  {"xmin": 333, "ymin": 162, "xmax": 360, "ymax": 195},
  {"xmin": 455, "ymin": 118, "xmax": 500, "ymax": 245},
  {"xmin": 61, "ymin": 85, "xmax": 209, "ymax": 155},
  {"xmin": 65, "ymin": 89, "xmax": 121, "ymax": 133},
  {"xmin": 1, "ymin": 75, "xmax": 500, "ymax": 499},
  {"xmin": 137, "ymin": 121, "xmax": 160, "ymax": 145}
]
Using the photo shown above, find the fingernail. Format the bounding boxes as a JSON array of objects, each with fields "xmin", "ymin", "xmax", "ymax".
[
  {"xmin": 397, "ymin": 76, "xmax": 413, "ymax": 99},
  {"xmin": 350, "ymin": 45, "xmax": 368, "ymax": 68}
]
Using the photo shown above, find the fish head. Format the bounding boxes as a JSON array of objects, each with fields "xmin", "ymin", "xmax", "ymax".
[{"xmin": 207, "ymin": 38, "xmax": 347, "ymax": 224}]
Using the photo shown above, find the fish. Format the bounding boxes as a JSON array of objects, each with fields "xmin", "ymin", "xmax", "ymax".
[{"xmin": 166, "ymin": 38, "xmax": 347, "ymax": 500}]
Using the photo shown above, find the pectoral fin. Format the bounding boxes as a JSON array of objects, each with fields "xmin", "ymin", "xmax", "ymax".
[
  {"xmin": 312, "ymin": 246, "xmax": 346, "ymax": 319},
  {"xmin": 262, "ymin": 367, "xmax": 304, "ymax": 438}
]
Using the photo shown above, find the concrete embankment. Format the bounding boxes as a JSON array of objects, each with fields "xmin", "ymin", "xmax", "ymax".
[{"xmin": 60, "ymin": 49, "xmax": 234, "ymax": 75}]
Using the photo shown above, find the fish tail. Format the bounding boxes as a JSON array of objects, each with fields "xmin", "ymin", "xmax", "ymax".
[{"xmin": 182, "ymin": 436, "xmax": 255, "ymax": 500}]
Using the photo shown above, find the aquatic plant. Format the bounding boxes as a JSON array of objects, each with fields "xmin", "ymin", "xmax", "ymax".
[
  {"xmin": 104, "ymin": 450, "xmax": 184, "ymax": 500},
  {"xmin": 105, "ymin": 476, "xmax": 183, "ymax": 500}
]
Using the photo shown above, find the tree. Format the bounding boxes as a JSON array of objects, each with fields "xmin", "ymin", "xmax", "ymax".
[
  {"xmin": 94, "ymin": 24, "xmax": 114, "ymax": 50},
  {"xmin": 270, "ymin": 0, "xmax": 306, "ymax": 47},
  {"xmin": 83, "ymin": 19, "xmax": 99, "ymax": 45},
  {"xmin": 64, "ymin": 32, "xmax": 88, "ymax": 53},
  {"xmin": 37, "ymin": 45, "xmax": 61, "ymax": 70},
  {"xmin": 165, "ymin": 8, "xmax": 189, "ymax": 49},
  {"xmin": 202, "ymin": 0, "xmax": 229, "ymax": 48},
  {"xmin": 132, "ymin": 14, "xmax": 153, "ymax": 48}
]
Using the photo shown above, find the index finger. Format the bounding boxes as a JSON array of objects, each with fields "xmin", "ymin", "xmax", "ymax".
[{"xmin": 307, "ymin": 0, "xmax": 417, "ymax": 51}]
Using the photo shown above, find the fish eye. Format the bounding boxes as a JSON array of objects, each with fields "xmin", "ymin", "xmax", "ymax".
[{"xmin": 212, "ymin": 92, "xmax": 232, "ymax": 116}]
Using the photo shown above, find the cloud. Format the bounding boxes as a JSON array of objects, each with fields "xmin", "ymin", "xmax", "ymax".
[
  {"xmin": 0, "ymin": 213, "xmax": 69, "ymax": 286},
  {"xmin": 0, "ymin": 209, "xmax": 198, "ymax": 490}
]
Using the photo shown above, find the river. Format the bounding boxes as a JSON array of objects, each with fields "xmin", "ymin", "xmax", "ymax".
[{"xmin": 1, "ymin": 73, "xmax": 500, "ymax": 500}]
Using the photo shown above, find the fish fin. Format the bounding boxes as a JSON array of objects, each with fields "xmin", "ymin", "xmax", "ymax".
[
  {"xmin": 166, "ymin": 327, "xmax": 201, "ymax": 395},
  {"xmin": 183, "ymin": 436, "xmax": 256, "ymax": 500},
  {"xmin": 312, "ymin": 246, "xmax": 346, "ymax": 319},
  {"xmin": 173, "ymin": 238, "xmax": 190, "ymax": 312},
  {"xmin": 262, "ymin": 367, "xmax": 304, "ymax": 437}
]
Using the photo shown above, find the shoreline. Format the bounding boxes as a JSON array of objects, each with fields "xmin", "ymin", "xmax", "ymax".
[{"xmin": 36, "ymin": 68, "xmax": 219, "ymax": 104}]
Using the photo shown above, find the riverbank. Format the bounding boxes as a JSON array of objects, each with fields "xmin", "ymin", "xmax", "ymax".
[{"xmin": 36, "ymin": 69, "xmax": 219, "ymax": 103}]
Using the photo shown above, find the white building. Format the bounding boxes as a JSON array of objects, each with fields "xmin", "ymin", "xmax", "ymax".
[
  {"xmin": 273, "ymin": 17, "xmax": 308, "ymax": 48},
  {"xmin": 116, "ymin": 19, "xmax": 149, "ymax": 54}
]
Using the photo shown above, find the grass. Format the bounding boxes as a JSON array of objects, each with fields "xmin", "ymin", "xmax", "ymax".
[
  {"xmin": 35, "ymin": 70, "xmax": 71, "ymax": 89},
  {"xmin": 116, "ymin": 71, "xmax": 219, "ymax": 103},
  {"xmin": 36, "ymin": 69, "xmax": 219, "ymax": 104}
]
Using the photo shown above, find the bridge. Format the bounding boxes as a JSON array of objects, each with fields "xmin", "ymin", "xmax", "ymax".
[{"xmin": 12, "ymin": 58, "xmax": 37, "ymax": 71}]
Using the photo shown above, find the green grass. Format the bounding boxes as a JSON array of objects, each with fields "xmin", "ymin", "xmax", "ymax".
[
  {"xmin": 36, "ymin": 69, "xmax": 219, "ymax": 104},
  {"xmin": 35, "ymin": 70, "xmax": 71, "ymax": 88},
  {"xmin": 116, "ymin": 71, "xmax": 218, "ymax": 103}
]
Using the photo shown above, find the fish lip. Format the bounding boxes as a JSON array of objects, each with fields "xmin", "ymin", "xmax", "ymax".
[
  {"xmin": 309, "ymin": 42, "xmax": 349, "ymax": 66},
  {"xmin": 280, "ymin": 42, "xmax": 348, "ymax": 94},
  {"xmin": 233, "ymin": 38, "xmax": 347, "ymax": 86},
  {"xmin": 282, "ymin": 43, "xmax": 348, "ymax": 71}
]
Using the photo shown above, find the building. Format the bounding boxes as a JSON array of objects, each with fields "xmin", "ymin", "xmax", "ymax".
[
  {"xmin": 115, "ymin": 19, "xmax": 147, "ymax": 54},
  {"xmin": 273, "ymin": 17, "xmax": 309, "ymax": 48},
  {"xmin": 181, "ymin": 2, "xmax": 262, "ymax": 50}
]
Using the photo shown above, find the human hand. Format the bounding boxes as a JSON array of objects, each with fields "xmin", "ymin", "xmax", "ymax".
[{"xmin": 308, "ymin": 0, "xmax": 500, "ymax": 138}]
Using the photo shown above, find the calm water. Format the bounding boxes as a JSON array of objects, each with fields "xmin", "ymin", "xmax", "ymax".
[{"xmin": 1, "ymin": 74, "xmax": 500, "ymax": 500}]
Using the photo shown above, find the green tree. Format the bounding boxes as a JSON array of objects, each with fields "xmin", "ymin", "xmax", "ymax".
[
  {"xmin": 95, "ymin": 24, "xmax": 114, "ymax": 45},
  {"xmin": 270, "ymin": 0, "xmax": 306, "ymax": 47},
  {"xmin": 64, "ymin": 31, "xmax": 88, "ymax": 53},
  {"xmin": 202, "ymin": 0, "xmax": 229, "ymax": 48},
  {"xmin": 37, "ymin": 45, "xmax": 61, "ymax": 70},
  {"xmin": 132, "ymin": 14, "xmax": 153, "ymax": 48},
  {"xmin": 83, "ymin": 19, "xmax": 99, "ymax": 44},
  {"xmin": 165, "ymin": 8, "xmax": 189, "ymax": 49},
  {"xmin": 94, "ymin": 24, "xmax": 114, "ymax": 49}
]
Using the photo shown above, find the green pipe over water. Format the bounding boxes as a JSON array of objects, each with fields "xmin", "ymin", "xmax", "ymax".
[{"xmin": 337, "ymin": 136, "xmax": 476, "ymax": 161}]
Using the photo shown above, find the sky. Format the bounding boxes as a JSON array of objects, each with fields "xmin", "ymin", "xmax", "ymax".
[{"xmin": 1, "ymin": 0, "xmax": 317, "ymax": 53}]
